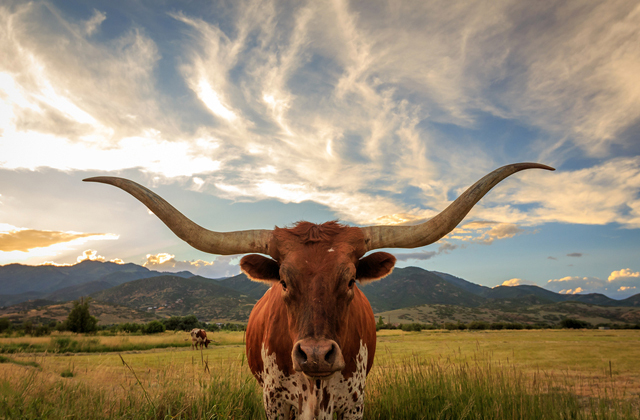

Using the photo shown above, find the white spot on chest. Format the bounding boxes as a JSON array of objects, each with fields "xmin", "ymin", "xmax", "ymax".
[{"xmin": 260, "ymin": 341, "xmax": 368, "ymax": 419}]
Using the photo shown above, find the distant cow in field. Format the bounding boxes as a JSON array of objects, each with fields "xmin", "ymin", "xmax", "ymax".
[{"xmin": 190, "ymin": 328, "xmax": 211, "ymax": 350}]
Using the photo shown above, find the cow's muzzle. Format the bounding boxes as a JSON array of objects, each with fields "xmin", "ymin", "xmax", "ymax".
[{"xmin": 292, "ymin": 338, "xmax": 345, "ymax": 379}]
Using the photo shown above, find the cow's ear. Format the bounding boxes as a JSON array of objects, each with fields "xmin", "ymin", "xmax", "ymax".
[
  {"xmin": 356, "ymin": 252, "xmax": 396, "ymax": 285},
  {"xmin": 240, "ymin": 254, "xmax": 280, "ymax": 284}
]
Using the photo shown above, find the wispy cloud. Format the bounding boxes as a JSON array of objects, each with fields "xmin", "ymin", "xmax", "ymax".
[
  {"xmin": 142, "ymin": 252, "xmax": 241, "ymax": 278},
  {"xmin": 0, "ymin": 224, "xmax": 118, "ymax": 264},
  {"xmin": 546, "ymin": 268, "xmax": 640, "ymax": 299},
  {"xmin": 567, "ymin": 253, "xmax": 583, "ymax": 258},
  {"xmin": 484, "ymin": 157, "xmax": 640, "ymax": 229},
  {"xmin": 41, "ymin": 249, "xmax": 124, "ymax": 266},
  {"xmin": 448, "ymin": 221, "xmax": 525, "ymax": 245},
  {"xmin": 1, "ymin": 0, "xmax": 640, "ymax": 232},
  {"xmin": 394, "ymin": 241, "xmax": 457, "ymax": 261}
]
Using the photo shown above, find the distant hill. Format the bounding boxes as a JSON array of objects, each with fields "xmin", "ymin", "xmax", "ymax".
[
  {"xmin": 375, "ymin": 301, "xmax": 640, "ymax": 326},
  {"xmin": 2, "ymin": 260, "xmax": 639, "ymax": 325},
  {"xmin": 0, "ymin": 261, "xmax": 193, "ymax": 306},
  {"xmin": 432, "ymin": 271, "xmax": 492, "ymax": 296},
  {"xmin": 217, "ymin": 273, "xmax": 270, "ymax": 300},
  {"xmin": 481, "ymin": 284, "xmax": 566, "ymax": 302},
  {"xmin": 0, "ymin": 299, "xmax": 160, "ymax": 325},
  {"xmin": 90, "ymin": 275, "xmax": 257, "ymax": 322},
  {"xmin": 621, "ymin": 294, "xmax": 640, "ymax": 306},
  {"xmin": 360, "ymin": 267, "xmax": 486, "ymax": 313},
  {"xmin": 0, "ymin": 291, "xmax": 46, "ymax": 307},
  {"xmin": 432, "ymin": 272, "xmax": 637, "ymax": 307}
]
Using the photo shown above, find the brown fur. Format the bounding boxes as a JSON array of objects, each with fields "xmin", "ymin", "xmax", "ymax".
[{"xmin": 243, "ymin": 221, "xmax": 396, "ymax": 390}]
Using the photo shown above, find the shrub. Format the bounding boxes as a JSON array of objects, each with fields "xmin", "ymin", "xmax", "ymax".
[
  {"xmin": 0, "ymin": 318, "xmax": 10, "ymax": 333},
  {"xmin": 32, "ymin": 325, "xmax": 51, "ymax": 337},
  {"xmin": 560, "ymin": 318, "xmax": 591, "ymax": 329},
  {"xmin": 118, "ymin": 323, "xmax": 141, "ymax": 333},
  {"xmin": 468, "ymin": 321, "xmax": 489, "ymax": 330},
  {"xmin": 60, "ymin": 369, "xmax": 74, "ymax": 378},
  {"xmin": 179, "ymin": 315, "xmax": 201, "ymax": 331},
  {"xmin": 143, "ymin": 320, "xmax": 166, "ymax": 334},
  {"xmin": 400, "ymin": 323, "xmax": 426, "ymax": 332},
  {"xmin": 66, "ymin": 298, "xmax": 98, "ymax": 333}
]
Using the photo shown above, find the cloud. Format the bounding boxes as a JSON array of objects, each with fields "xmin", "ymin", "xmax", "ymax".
[
  {"xmin": 84, "ymin": 9, "xmax": 106, "ymax": 36},
  {"xmin": 0, "ymin": 224, "xmax": 118, "ymax": 265},
  {"xmin": 0, "ymin": 225, "xmax": 118, "ymax": 265},
  {"xmin": 499, "ymin": 278, "xmax": 535, "ymax": 287},
  {"xmin": 448, "ymin": 222, "xmax": 525, "ymax": 245},
  {"xmin": 608, "ymin": 268, "xmax": 640, "ymax": 281},
  {"xmin": 77, "ymin": 249, "xmax": 105, "ymax": 263},
  {"xmin": 546, "ymin": 272, "xmax": 640, "ymax": 299},
  {"xmin": 1, "ymin": 1, "xmax": 640, "ymax": 232},
  {"xmin": 567, "ymin": 253, "xmax": 583, "ymax": 258},
  {"xmin": 394, "ymin": 241, "xmax": 458, "ymax": 261},
  {"xmin": 559, "ymin": 287, "xmax": 584, "ymax": 295},
  {"xmin": 0, "ymin": 226, "xmax": 105, "ymax": 252},
  {"xmin": 394, "ymin": 251, "xmax": 437, "ymax": 262},
  {"xmin": 489, "ymin": 157, "xmax": 640, "ymax": 229},
  {"xmin": 39, "ymin": 249, "xmax": 123, "ymax": 266},
  {"xmin": 142, "ymin": 253, "xmax": 241, "ymax": 278},
  {"xmin": 548, "ymin": 256, "xmax": 557, "ymax": 260}
]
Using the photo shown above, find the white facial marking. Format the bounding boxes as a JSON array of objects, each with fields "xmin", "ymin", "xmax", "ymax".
[
  {"xmin": 327, "ymin": 248, "xmax": 334, "ymax": 252},
  {"xmin": 260, "ymin": 341, "xmax": 368, "ymax": 419}
]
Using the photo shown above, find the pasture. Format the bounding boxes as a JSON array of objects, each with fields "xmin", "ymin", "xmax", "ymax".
[{"xmin": 0, "ymin": 329, "xmax": 638, "ymax": 419}]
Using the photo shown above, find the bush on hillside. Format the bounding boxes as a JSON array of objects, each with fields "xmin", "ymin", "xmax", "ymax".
[
  {"xmin": 66, "ymin": 298, "xmax": 98, "ymax": 333},
  {"xmin": 444, "ymin": 322, "xmax": 467, "ymax": 331},
  {"xmin": 560, "ymin": 318, "xmax": 591, "ymax": 329},
  {"xmin": 400, "ymin": 323, "xmax": 429, "ymax": 332},
  {"xmin": 162, "ymin": 315, "xmax": 201, "ymax": 331},
  {"xmin": 468, "ymin": 321, "xmax": 489, "ymax": 330},
  {"xmin": 143, "ymin": 320, "xmax": 166, "ymax": 334}
]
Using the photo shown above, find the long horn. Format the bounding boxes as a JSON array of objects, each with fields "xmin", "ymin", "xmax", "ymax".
[
  {"xmin": 361, "ymin": 163, "xmax": 554, "ymax": 251},
  {"xmin": 83, "ymin": 177, "xmax": 272, "ymax": 255}
]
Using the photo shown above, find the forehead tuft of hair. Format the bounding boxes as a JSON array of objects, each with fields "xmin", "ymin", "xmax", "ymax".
[{"xmin": 274, "ymin": 221, "xmax": 351, "ymax": 244}]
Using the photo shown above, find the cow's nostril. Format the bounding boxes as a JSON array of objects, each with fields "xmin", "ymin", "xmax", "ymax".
[
  {"xmin": 324, "ymin": 343, "xmax": 336, "ymax": 363},
  {"xmin": 294, "ymin": 342, "xmax": 308, "ymax": 363}
]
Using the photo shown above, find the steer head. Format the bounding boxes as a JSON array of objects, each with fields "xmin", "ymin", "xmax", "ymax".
[
  {"xmin": 240, "ymin": 221, "xmax": 395, "ymax": 378},
  {"xmin": 83, "ymin": 162, "xmax": 554, "ymax": 379}
]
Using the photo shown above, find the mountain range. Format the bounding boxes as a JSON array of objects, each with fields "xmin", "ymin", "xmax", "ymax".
[{"xmin": 0, "ymin": 260, "xmax": 638, "ymax": 324}]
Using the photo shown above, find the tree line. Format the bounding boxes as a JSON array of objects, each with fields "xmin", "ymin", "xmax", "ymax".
[
  {"xmin": 375, "ymin": 316, "xmax": 640, "ymax": 331},
  {"xmin": 0, "ymin": 298, "xmax": 246, "ymax": 336}
]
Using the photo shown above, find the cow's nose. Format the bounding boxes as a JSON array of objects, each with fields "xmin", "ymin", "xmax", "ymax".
[{"xmin": 292, "ymin": 339, "xmax": 345, "ymax": 377}]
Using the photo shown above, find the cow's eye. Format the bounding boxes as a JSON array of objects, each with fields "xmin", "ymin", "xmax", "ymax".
[
  {"xmin": 348, "ymin": 278, "xmax": 356, "ymax": 288},
  {"xmin": 280, "ymin": 280, "xmax": 287, "ymax": 290}
]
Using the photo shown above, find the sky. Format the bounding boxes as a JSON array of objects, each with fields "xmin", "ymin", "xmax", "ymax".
[{"xmin": 1, "ymin": 0, "xmax": 639, "ymax": 299}]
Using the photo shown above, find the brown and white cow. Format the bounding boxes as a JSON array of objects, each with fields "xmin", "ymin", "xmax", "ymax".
[
  {"xmin": 190, "ymin": 328, "xmax": 211, "ymax": 350},
  {"xmin": 85, "ymin": 162, "xmax": 553, "ymax": 419}
]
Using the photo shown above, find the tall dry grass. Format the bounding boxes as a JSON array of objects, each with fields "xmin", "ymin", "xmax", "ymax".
[
  {"xmin": 1, "ymin": 330, "xmax": 639, "ymax": 419},
  {"xmin": 1, "ymin": 350, "xmax": 638, "ymax": 419}
]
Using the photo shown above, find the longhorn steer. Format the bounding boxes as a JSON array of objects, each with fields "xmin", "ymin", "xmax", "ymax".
[
  {"xmin": 190, "ymin": 328, "xmax": 211, "ymax": 350},
  {"xmin": 84, "ymin": 163, "xmax": 553, "ymax": 419}
]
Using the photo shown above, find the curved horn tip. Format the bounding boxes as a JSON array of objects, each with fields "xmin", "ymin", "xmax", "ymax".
[
  {"xmin": 509, "ymin": 162, "xmax": 555, "ymax": 171},
  {"xmin": 83, "ymin": 176, "xmax": 121, "ymax": 184}
]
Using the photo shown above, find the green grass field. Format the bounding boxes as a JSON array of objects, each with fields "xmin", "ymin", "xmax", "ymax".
[{"xmin": 0, "ymin": 329, "xmax": 638, "ymax": 419}]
